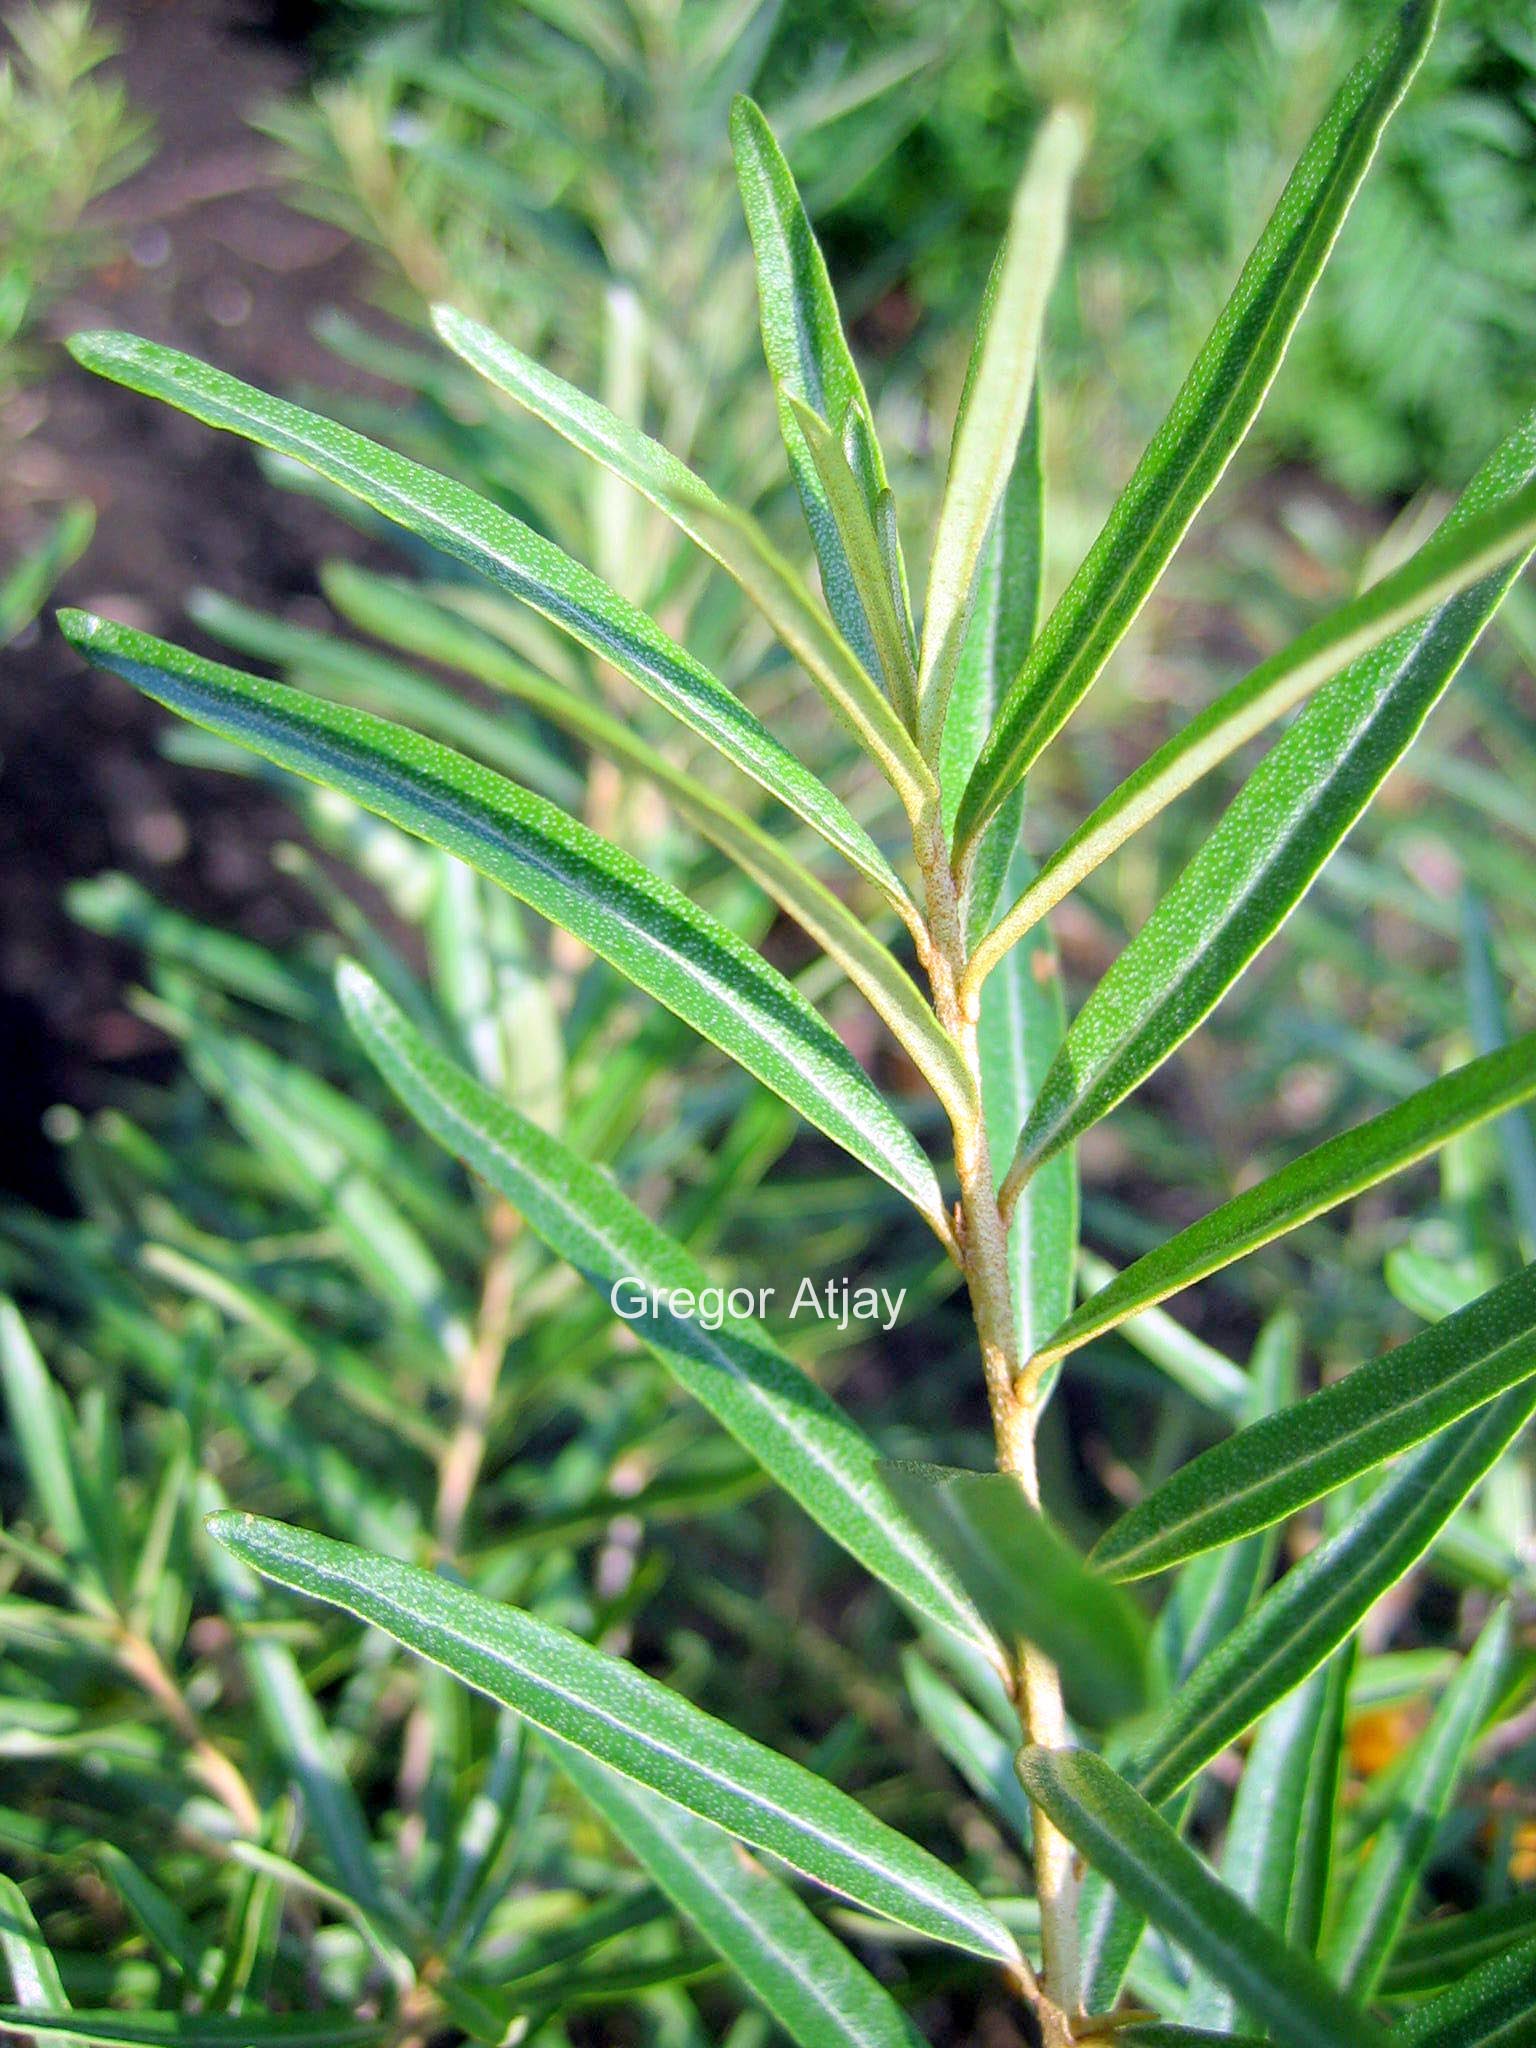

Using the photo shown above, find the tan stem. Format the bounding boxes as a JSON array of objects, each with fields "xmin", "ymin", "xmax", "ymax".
[
  {"xmin": 916, "ymin": 817, "xmax": 1083, "ymax": 2032},
  {"xmin": 117, "ymin": 1629, "xmax": 262, "ymax": 1837}
]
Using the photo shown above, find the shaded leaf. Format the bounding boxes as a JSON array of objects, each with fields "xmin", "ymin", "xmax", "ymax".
[{"xmin": 881, "ymin": 1463, "xmax": 1151, "ymax": 1724}]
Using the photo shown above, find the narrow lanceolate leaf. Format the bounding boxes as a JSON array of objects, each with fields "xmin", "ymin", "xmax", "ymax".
[
  {"xmin": 0, "ymin": 2016, "xmax": 386, "ymax": 2047},
  {"xmin": 954, "ymin": 0, "xmax": 1437, "ymax": 849},
  {"xmin": 1130, "ymin": 1381, "xmax": 1536, "ymax": 1805},
  {"xmin": 881, "ymin": 1464, "xmax": 1151, "ymax": 1725},
  {"xmin": 1043, "ymin": 1036, "xmax": 1536, "ymax": 1365},
  {"xmin": 1181, "ymin": 1651, "xmax": 1350, "ymax": 2033},
  {"xmin": 209, "ymin": 1514, "xmax": 1020, "ymax": 1965},
  {"xmin": 1007, "ymin": 406, "xmax": 1536, "ymax": 1186},
  {"xmin": 1016, "ymin": 1748, "xmax": 1387, "ymax": 2048},
  {"xmin": 1093, "ymin": 1263, "xmax": 1536, "ymax": 1581},
  {"xmin": 59, "ymin": 614, "xmax": 945, "ymax": 1227},
  {"xmin": 1393, "ymin": 1930, "xmax": 1536, "ymax": 2046},
  {"xmin": 550, "ymin": 1742, "xmax": 926, "ymax": 2048},
  {"xmin": 1324, "ymin": 1607, "xmax": 1511, "ymax": 1999},
  {"xmin": 916, "ymin": 107, "xmax": 1083, "ymax": 758},
  {"xmin": 1384, "ymin": 1895, "xmax": 1536, "ymax": 1997},
  {"xmin": 979, "ymin": 862, "xmax": 1078, "ymax": 1362},
  {"xmin": 730, "ymin": 95, "xmax": 898, "ymax": 688},
  {"xmin": 970, "ymin": 475, "xmax": 1536, "ymax": 992},
  {"xmin": 940, "ymin": 390, "xmax": 1041, "ymax": 884},
  {"xmin": 337, "ymin": 964, "xmax": 990, "ymax": 1657},
  {"xmin": 312, "ymin": 564, "xmax": 961, "ymax": 1109},
  {"xmin": 63, "ymin": 330, "xmax": 903, "ymax": 901},
  {"xmin": 430, "ymin": 309, "xmax": 934, "ymax": 815},
  {"xmin": 0, "ymin": 1874, "xmax": 75, "ymax": 2037},
  {"xmin": 786, "ymin": 396, "xmax": 920, "ymax": 726},
  {"xmin": 0, "ymin": 1300, "xmax": 87, "ymax": 1562}
]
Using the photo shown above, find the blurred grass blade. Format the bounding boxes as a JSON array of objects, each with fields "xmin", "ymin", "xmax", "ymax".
[
  {"xmin": 0, "ymin": 1300, "xmax": 89, "ymax": 1566},
  {"xmin": 954, "ymin": 0, "xmax": 1437, "ymax": 849},
  {"xmin": 901, "ymin": 1652, "xmax": 1035, "ymax": 1843},
  {"xmin": 338, "ymin": 963, "xmax": 991, "ymax": 1655},
  {"xmin": 431, "ymin": 308, "xmax": 933, "ymax": 812},
  {"xmin": 972, "ymin": 475, "xmax": 1536, "ymax": 989},
  {"xmin": 1463, "ymin": 890, "xmax": 1536, "ymax": 1256},
  {"xmin": 1323, "ymin": 1606, "xmax": 1510, "ymax": 1998},
  {"xmin": 1383, "ymin": 1895, "xmax": 1536, "ymax": 1998},
  {"xmin": 1076, "ymin": 1251, "xmax": 1251, "ymax": 1422},
  {"xmin": 0, "ymin": 1874, "xmax": 76, "ymax": 2040},
  {"xmin": 730, "ymin": 95, "xmax": 899, "ymax": 687},
  {"xmin": 1394, "ymin": 1930, "xmax": 1536, "ymax": 2045},
  {"xmin": 59, "ymin": 613, "xmax": 946, "ymax": 1227},
  {"xmin": 1043, "ymin": 1036, "xmax": 1536, "ymax": 1365},
  {"xmin": 1093, "ymin": 1263, "xmax": 1536, "ymax": 1581},
  {"xmin": 549, "ymin": 1742, "xmax": 927, "ymax": 2048},
  {"xmin": 63, "ymin": 330, "xmax": 904, "ymax": 899},
  {"xmin": 1005, "ymin": 408, "xmax": 1536, "ymax": 1185},
  {"xmin": 0, "ymin": 2016, "xmax": 388, "ymax": 2046},
  {"xmin": 1130, "ymin": 1380, "xmax": 1536, "ymax": 1804},
  {"xmin": 1181, "ymin": 1651, "xmax": 1350, "ymax": 2031},
  {"xmin": 881, "ymin": 1463, "xmax": 1151, "ymax": 1724},
  {"xmin": 916, "ymin": 108, "xmax": 1082, "ymax": 758},
  {"xmin": 1016, "ymin": 1747, "xmax": 1386, "ymax": 2048},
  {"xmin": 209, "ymin": 1513, "xmax": 1021, "ymax": 1963}
]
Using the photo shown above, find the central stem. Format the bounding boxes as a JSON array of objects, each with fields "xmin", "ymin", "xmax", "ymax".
[{"xmin": 918, "ymin": 819, "xmax": 1082, "ymax": 2037}]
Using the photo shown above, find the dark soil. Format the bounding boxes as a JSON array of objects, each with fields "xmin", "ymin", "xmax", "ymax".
[{"xmin": 0, "ymin": 0, "xmax": 398, "ymax": 1206}]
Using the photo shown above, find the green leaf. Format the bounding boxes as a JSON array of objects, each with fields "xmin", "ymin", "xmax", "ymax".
[
  {"xmin": 63, "ymin": 329, "xmax": 902, "ymax": 900},
  {"xmin": 0, "ymin": 2016, "xmax": 387, "ymax": 2047},
  {"xmin": 1129, "ymin": 1380, "xmax": 1536, "ymax": 1804},
  {"xmin": 430, "ymin": 307, "xmax": 934, "ymax": 814},
  {"xmin": 310, "ymin": 563, "xmax": 963, "ymax": 1109},
  {"xmin": 1464, "ymin": 890, "xmax": 1536, "ymax": 1257},
  {"xmin": 729, "ymin": 95, "xmax": 897, "ymax": 688},
  {"xmin": 1393, "ymin": 1929, "xmax": 1536, "ymax": 2045},
  {"xmin": 549, "ymin": 1741, "xmax": 927, "ymax": 2048},
  {"xmin": 1120, "ymin": 2031, "xmax": 1266, "ymax": 2048},
  {"xmin": 1181, "ymin": 1650, "xmax": 1350, "ymax": 2031},
  {"xmin": 1324, "ymin": 1606, "xmax": 1510, "ymax": 1998},
  {"xmin": 1044, "ymin": 1036, "xmax": 1536, "ymax": 1367},
  {"xmin": 880, "ymin": 1463, "xmax": 1151, "ymax": 1724},
  {"xmin": 916, "ymin": 107, "xmax": 1083, "ymax": 758},
  {"xmin": 58, "ymin": 612, "xmax": 945, "ymax": 1228},
  {"xmin": 954, "ymin": 0, "xmax": 1437, "ymax": 849},
  {"xmin": 1016, "ymin": 1747, "xmax": 1387, "ymax": 2048},
  {"xmin": 0, "ymin": 1300, "xmax": 88, "ymax": 1566},
  {"xmin": 0, "ymin": 1875, "xmax": 76, "ymax": 2042},
  {"xmin": 1093, "ymin": 1263, "xmax": 1536, "ymax": 1581},
  {"xmin": 979, "ymin": 856, "xmax": 1077, "ymax": 1362},
  {"xmin": 1007, "ymin": 404, "xmax": 1536, "ymax": 1183},
  {"xmin": 207, "ymin": 1513, "xmax": 1021, "ymax": 1964},
  {"xmin": 336, "ymin": 962, "xmax": 990, "ymax": 1655},
  {"xmin": 971, "ymin": 473, "xmax": 1536, "ymax": 987},
  {"xmin": 900, "ymin": 1651, "xmax": 1034, "ymax": 1844},
  {"xmin": 1075, "ymin": 1251, "xmax": 1252, "ymax": 1423},
  {"xmin": 1384, "ymin": 1894, "xmax": 1536, "ymax": 1997},
  {"xmin": 940, "ymin": 389, "xmax": 1040, "ymax": 895},
  {"xmin": 785, "ymin": 394, "xmax": 920, "ymax": 727}
]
